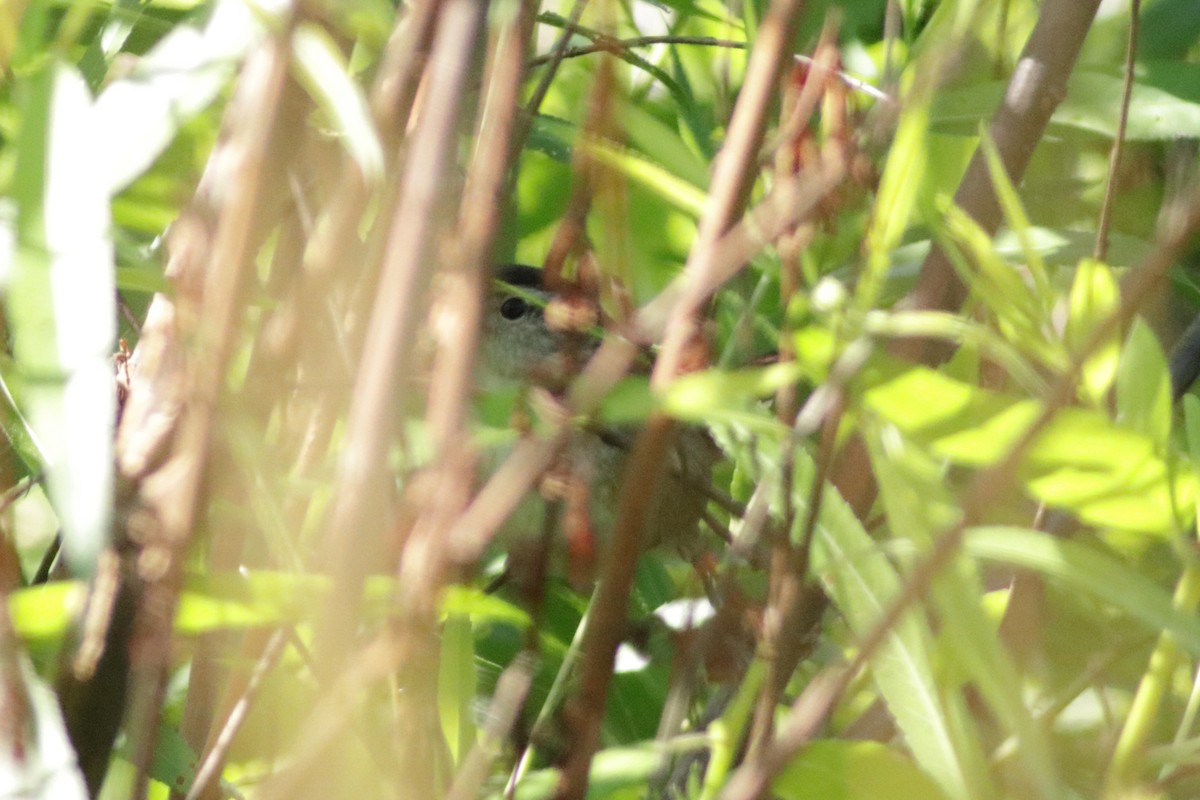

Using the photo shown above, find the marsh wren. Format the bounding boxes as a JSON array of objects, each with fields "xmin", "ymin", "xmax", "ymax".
[{"xmin": 478, "ymin": 265, "xmax": 715, "ymax": 567}]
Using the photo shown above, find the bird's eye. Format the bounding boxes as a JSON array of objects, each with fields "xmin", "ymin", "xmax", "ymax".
[{"xmin": 499, "ymin": 296, "xmax": 529, "ymax": 320}]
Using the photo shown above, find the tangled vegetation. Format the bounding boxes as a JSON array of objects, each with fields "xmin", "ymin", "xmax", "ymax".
[{"xmin": 3, "ymin": 1, "xmax": 1200, "ymax": 799}]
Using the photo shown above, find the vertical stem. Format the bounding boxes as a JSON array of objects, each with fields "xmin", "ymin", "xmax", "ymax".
[
  {"xmin": 1105, "ymin": 562, "xmax": 1200, "ymax": 796},
  {"xmin": 1093, "ymin": 0, "xmax": 1141, "ymax": 263}
]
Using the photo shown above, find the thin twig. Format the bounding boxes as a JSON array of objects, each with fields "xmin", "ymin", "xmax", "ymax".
[
  {"xmin": 418, "ymin": 0, "xmax": 536, "ymax": 536},
  {"xmin": 554, "ymin": 416, "xmax": 678, "ymax": 800},
  {"xmin": 524, "ymin": 0, "xmax": 591, "ymax": 118},
  {"xmin": 1093, "ymin": 0, "xmax": 1140, "ymax": 262},
  {"xmin": 507, "ymin": 595, "xmax": 593, "ymax": 795},
  {"xmin": 528, "ymin": 34, "xmax": 747, "ymax": 67},
  {"xmin": 184, "ymin": 630, "xmax": 288, "ymax": 800}
]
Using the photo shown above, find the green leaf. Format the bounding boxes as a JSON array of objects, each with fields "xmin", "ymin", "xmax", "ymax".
[
  {"xmin": 597, "ymin": 375, "xmax": 657, "ymax": 426},
  {"xmin": 858, "ymin": 77, "xmax": 928, "ymax": 312},
  {"xmin": 774, "ymin": 740, "xmax": 949, "ymax": 800},
  {"xmin": 581, "ymin": 137, "xmax": 708, "ymax": 218},
  {"xmin": 864, "ymin": 310, "xmax": 1048, "ymax": 395},
  {"xmin": 1116, "ymin": 320, "xmax": 1171, "ymax": 449},
  {"xmin": 698, "ymin": 660, "xmax": 765, "ymax": 800},
  {"xmin": 114, "ymin": 725, "xmax": 197, "ymax": 797},
  {"xmin": 977, "ymin": 131, "xmax": 1051, "ymax": 301},
  {"xmin": 965, "ymin": 527, "xmax": 1200, "ymax": 656},
  {"xmin": 8, "ymin": 581, "xmax": 84, "ymax": 641},
  {"xmin": 291, "ymin": 22, "xmax": 383, "ymax": 182},
  {"xmin": 91, "ymin": 0, "xmax": 271, "ymax": 193},
  {"xmin": 440, "ymin": 585, "xmax": 532, "ymax": 629},
  {"xmin": 1185, "ymin": 395, "xmax": 1200, "ymax": 487},
  {"xmin": 935, "ymin": 199, "xmax": 1060, "ymax": 368},
  {"xmin": 662, "ymin": 364, "xmax": 801, "ymax": 433},
  {"xmin": 933, "ymin": 66, "xmax": 1200, "ymax": 141},
  {"xmin": 11, "ymin": 60, "xmax": 115, "ymax": 575},
  {"xmin": 620, "ymin": 103, "xmax": 710, "ymax": 190},
  {"xmin": 861, "ymin": 361, "xmax": 1194, "ymax": 533},
  {"xmin": 115, "ymin": 265, "xmax": 170, "ymax": 294},
  {"xmin": 506, "ymin": 744, "xmax": 672, "ymax": 800},
  {"xmin": 888, "ymin": 229, "xmax": 1152, "ymax": 282},
  {"xmin": 439, "ymin": 615, "xmax": 478, "ymax": 764},
  {"xmin": 866, "ymin": 426, "xmax": 1059, "ymax": 796},
  {"xmin": 174, "ymin": 571, "xmax": 325, "ymax": 633},
  {"xmin": 526, "ymin": 114, "xmax": 575, "ymax": 164},
  {"xmin": 7, "ymin": 572, "xmax": 533, "ymax": 642},
  {"xmin": 1065, "ymin": 258, "xmax": 1120, "ymax": 404},
  {"xmin": 1054, "ymin": 68, "xmax": 1200, "ymax": 141},
  {"xmin": 807, "ymin": 452, "xmax": 990, "ymax": 800}
]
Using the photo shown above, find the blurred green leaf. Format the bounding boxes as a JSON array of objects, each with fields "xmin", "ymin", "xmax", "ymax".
[
  {"xmin": 774, "ymin": 740, "xmax": 949, "ymax": 800},
  {"xmin": 439, "ymin": 615, "xmax": 478, "ymax": 764},
  {"xmin": 1055, "ymin": 68, "xmax": 1200, "ymax": 141},
  {"xmin": 114, "ymin": 726, "xmax": 196, "ymax": 798},
  {"xmin": 526, "ymin": 114, "xmax": 575, "ymax": 164},
  {"xmin": 936, "ymin": 199, "xmax": 1061, "ymax": 369},
  {"xmin": 698, "ymin": 659, "xmax": 764, "ymax": 800},
  {"xmin": 858, "ymin": 75, "xmax": 928, "ymax": 312},
  {"xmin": 861, "ymin": 361, "xmax": 1194, "ymax": 533},
  {"xmin": 440, "ymin": 585, "xmax": 532, "ymax": 629},
  {"xmin": 582, "ymin": 137, "xmax": 708, "ymax": 218},
  {"xmin": 11, "ymin": 60, "xmax": 115, "ymax": 574},
  {"xmin": 8, "ymin": 573, "xmax": 531, "ymax": 642},
  {"xmin": 1116, "ymin": 320, "xmax": 1171, "ymax": 449},
  {"xmin": 1186, "ymin": 395, "xmax": 1200, "ymax": 484},
  {"xmin": 92, "ymin": 0, "xmax": 270, "ymax": 193},
  {"xmin": 965, "ymin": 527, "xmax": 1200, "ymax": 656},
  {"xmin": 1066, "ymin": 258, "xmax": 1120, "ymax": 404},
  {"xmin": 8, "ymin": 581, "xmax": 85, "ymax": 641},
  {"xmin": 864, "ymin": 310, "xmax": 1047, "ymax": 394},
  {"xmin": 115, "ymin": 265, "xmax": 170, "ymax": 294},
  {"xmin": 934, "ymin": 66, "xmax": 1200, "ymax": 141},
  {"xmin": 978, "ymin": 131, "xmax": 1051, "ymax": 300},
  {"xmin": 597, "ymin": 375, "xmax": 657, "ymax": 426},
  {"xmin": 620, "ymin": 103, "xmax": 710, "ymax": 190},
  {"xmin": 506, "ymin": 744, "xmax": 673, "ymax": 800},
  {"xmin": 664, "ymin": 363, "xmax": 802, "ymax": 424},
  {"xmin": 866, "ymin": 426, "xmax": 1059, "ymax": 796},
  {"xmin": 806, "ymin": 449, "xmax": 989, "ymax": 800},
  {"xmin": 291, "ymin": 21, "xmax": 383, "ymax": 182}
]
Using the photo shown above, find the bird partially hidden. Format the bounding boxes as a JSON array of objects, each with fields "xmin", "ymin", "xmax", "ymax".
[{"xmin": 477, "ymin": 264, "xmax": 717, "ymax": 585}]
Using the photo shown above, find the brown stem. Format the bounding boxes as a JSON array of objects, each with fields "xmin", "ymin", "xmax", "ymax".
[
  {"xmin": 120, "ymin": 31, "xmax": 295, "ymax": 799},
  {"xmin": 1093, "ymin": 0, "xmax": 1141, "ymax": 263},
  {"xmin": 313, "ymin": 0, "xmax": 485, "ymax": 674},
  {"xmin": 896, "ymin": 0, "xmax": 1103, "ymax": 356},
  {"xmin": 183, "ymin": 630, "xmax": 288, "ymax": 800},
  {"xmin": 652, "ymin": 0, "xmax": 808, "ymax": 388},
  {"xmin": 553, "ymin": 415, "xmax": 677, "ymax": 800}
]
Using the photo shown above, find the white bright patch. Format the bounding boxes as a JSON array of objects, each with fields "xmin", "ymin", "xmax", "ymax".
[
  {"xmin": 614, "ymin": 643, "xmax": 651, "ymax": 674},
  {"xmin": 653, "ymin": 597, "xmax": 716, "ymax": 630},
  {"xmin": 93, "ymin": 0, "xmax": 272, "ymax": 194},
  {"xmin": 811, "ymin": 277, "xmax": 847, "ymax": 313}
]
